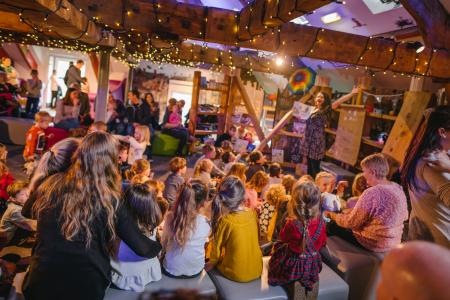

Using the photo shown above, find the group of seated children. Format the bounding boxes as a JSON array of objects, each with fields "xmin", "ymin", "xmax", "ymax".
[{"xmin": 0, "ymin": 111, "xmax": 404, "ymax": 299}]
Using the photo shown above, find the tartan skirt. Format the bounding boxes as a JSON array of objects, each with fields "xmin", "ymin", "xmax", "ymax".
[{"xmin": 268, "ymin": 243, "xmax": 322, "ymax": 290}]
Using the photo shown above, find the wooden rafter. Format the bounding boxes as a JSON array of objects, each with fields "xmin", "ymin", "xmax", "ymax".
[
  {"xmin": 0, "ymin": 0, "xmax": 116, "ymax": 47},
  {"xmin": 399, "ymin": 0, "xmax": 450, "ymax": 50}
]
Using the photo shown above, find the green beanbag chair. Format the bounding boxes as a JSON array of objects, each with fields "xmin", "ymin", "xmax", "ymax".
[{"xmin": 152, "ymin": 133, "xmax": 187, "ymax": 156}]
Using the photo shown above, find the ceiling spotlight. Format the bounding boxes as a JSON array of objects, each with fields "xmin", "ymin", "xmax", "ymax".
[
  {"xmin": 407, "ymin": 41, "xmax": 425, "ymax": 53},
  {"xmin": 275, "ymin": 57, "xmax": 284, "ymax": 66},
  {"xmin": 416, "ymin": 45, "xmax": 425, "ymax": 53},
  {"xmin": 321, "ymin": 12, "xmax": 341, "ymax": 24}
]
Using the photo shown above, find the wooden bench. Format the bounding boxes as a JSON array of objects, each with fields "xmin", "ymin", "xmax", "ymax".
[{"xmin": 320, "ymin": 236, "xmax": 385, "ymax": 300}]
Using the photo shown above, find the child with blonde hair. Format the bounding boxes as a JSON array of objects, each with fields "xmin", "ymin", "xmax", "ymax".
[
  {"xmin": 268, "ymin": 182, "xmax": 326, "ymax": 299},
  {"xmin": 193, "ymin": 159, "xmax": 215, "ymax": 188},
  {"xmin": 207, "ymin": 176, "xmax": 262, "ymax": 282},
  {"xmin": 315, "ymin": 171, "xmax": 342, "ymax": 213},
  {"xmin": 245, "ymin": 171, "xmax": 269, "ymax": 209},
  {"xmin": 125, "ymin": 159, "xmax": 151, "ymax": 182},
  {"xmin": 258, "ymin": 184, "xmax": 288, "ymax": 241},
  {"xmin": 115, "ymin": 125, "xmax": 150, "ymax": 164}
]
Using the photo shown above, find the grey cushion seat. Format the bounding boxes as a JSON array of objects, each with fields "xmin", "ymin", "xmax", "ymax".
[
  {"xmin": 207, "ymin": 257, "xmax": 288, "ymax": 300},
  {"xmin": 320, "ymin": 236, "xmax": 386, "ymax": 300},
  {"xmin": 318, "ymin": 264, "xmax": 349, "ymax": 300},
  {"xmin": 104, "ymin": 270, "xmax": 216, "ymax": 300}
]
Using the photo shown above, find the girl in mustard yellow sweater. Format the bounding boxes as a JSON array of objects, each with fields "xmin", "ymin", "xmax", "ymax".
[{"xmin": 206, "ymin": 176, "xmax": 263, "ymax": 282}]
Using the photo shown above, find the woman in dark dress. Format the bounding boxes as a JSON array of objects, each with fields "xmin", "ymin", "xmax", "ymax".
[
  {"xmin": 23, "ymin": 132, "xmax": 161, "ymax": 300},
  {"xmin": 301, "ymin": 88, "xmax": 358, "ymax": 177}
]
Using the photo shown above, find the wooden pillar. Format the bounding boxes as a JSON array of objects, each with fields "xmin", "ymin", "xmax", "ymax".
[
  {"xmin": 409, "ymin": 76, "xmax": 424, "ymax": 91},
  {"xmin": 355, "ymin": 76, "xmax": 371, "ymax": 105},
  {"xmin": 188, "ymin": 71, "xmax": 201, "ymax": 135},
  {"xmin": 124, "ymin": 67, "xmax": 134, "ymax": 105},
  {"xmin": 95, "ymin": 51, "xmax": 110, "ymax": 122}
]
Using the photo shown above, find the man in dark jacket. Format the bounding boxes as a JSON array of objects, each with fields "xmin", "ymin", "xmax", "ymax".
[
  {"xmin": 125, "ymin": 90, "xmax": 151, "ymax": 135},
  {"xmin": 64, "ymin": 60, "xmax": 85, "ymax": 88}
]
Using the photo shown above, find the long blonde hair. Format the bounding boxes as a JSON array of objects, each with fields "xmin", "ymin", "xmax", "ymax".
[
  {"xmin": 135, "ymin": 125, "xmax": 150, "ymax": 145},
  {"xmin": 194, "ymin": 159, "xmax": 213, "ymax": 178},
  {"xmin": 33, "ymin": 132, "xmax": 121, "ymax": 247}
]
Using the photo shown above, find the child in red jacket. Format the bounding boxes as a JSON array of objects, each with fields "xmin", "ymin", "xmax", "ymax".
[{"xmin": 23, "ymin": 111, "xmax": 51, "ymax": 161}]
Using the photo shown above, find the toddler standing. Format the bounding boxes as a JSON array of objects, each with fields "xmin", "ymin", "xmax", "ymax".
[{"xmin": 268, "ymin": 182, "xmax": 326, "ymax": 299}]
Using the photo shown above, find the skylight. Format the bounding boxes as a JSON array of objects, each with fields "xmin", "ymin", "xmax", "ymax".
[{"xmin": 362, "ymin": 0, "xmax": 402, "ymax": 14}]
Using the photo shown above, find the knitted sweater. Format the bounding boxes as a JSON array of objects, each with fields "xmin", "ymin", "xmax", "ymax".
[{"xmin": 334, "ymin": 183, "xmax": 408, "ymax": 252}]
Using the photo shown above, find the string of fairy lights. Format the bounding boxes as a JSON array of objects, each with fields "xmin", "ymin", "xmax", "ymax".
[{"xmin": 0, "ymin": 0, "xmax": 443, "ymax": 79}]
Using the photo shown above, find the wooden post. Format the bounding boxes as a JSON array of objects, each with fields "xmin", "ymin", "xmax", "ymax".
[
  {"xmin": 256, "ymin": 109, "xmax": 293, "ymax": 151},
  {"xmin": 409, "ymin": 76, "xmax": 424, "ymax": 91},
  {"xmin": 188, "ymin": 71, "xmax": 201, "ymax": 135},
  {"xmin": 355, "ymin": 76, "xmax": 371, "ymax": 105},
  {"xmin": 124, "ymin": 67, "xmax": 134, "ymax": 105},
  {"xmin": 95, "ymin": 50, "xmax": 110, "ymax": 122},
  {"xmin": 235, "ymin": 75, "xmax": 266, "ymax": 142}
]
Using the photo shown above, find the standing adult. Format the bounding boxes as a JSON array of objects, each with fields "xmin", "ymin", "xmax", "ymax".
[
  {"xmin": 23, "ymin": 132, "xmax": 162, "ymax": 300},
  {"xmin": 49, "ymin": 69, "xmax": 59, "ymax": 108},
  {"xmin": 54, "ymin": 88, "xmax": 80, "ymax": 130},
  {"xmin": 301, "ymin": 87, "xmax": 358, "ymax": 177},
  {"xmin": 25, "ymin": 69, "xmax": 42, "ymax": 118},
  {"xmin": 143, "ymin": 92, "xmax": 160, "ymax": 131},
  {"xmin": 401, "ymin": 105, "xmax": 450, "ymax": 248},
  {"xmin": 326, "ymin": 153, "xmax": 408, "ymax": 252},
  {"xmin": 64, "ymin": 59, "xmax": 85, "ymax": 88},
  {"xmin": 125, "ymin": 90, "xmax": 151, "ymax": 135}
]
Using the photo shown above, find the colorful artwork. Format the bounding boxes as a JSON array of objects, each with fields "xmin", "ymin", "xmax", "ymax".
[{"xmin": 288, "ymin": 68, "xmax": 316, "ymax": 95}]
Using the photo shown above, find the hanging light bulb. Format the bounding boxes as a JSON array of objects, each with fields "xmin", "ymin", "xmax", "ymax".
[{"xmin": 275, "ymin": 57, "xmax": 284, "ymax": 66}]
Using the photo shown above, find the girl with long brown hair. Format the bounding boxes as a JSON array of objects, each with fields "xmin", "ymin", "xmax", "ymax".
[
  {"xmin": 54, "ymin": 87, "xmax": 81, "ymax": 130},
  {"xmin": 162, "ymin": 180, "xmax": 210, "ymax": 278},
  {"xmin": 23, "ymin": 132, "xmax": 161, "ymax": 300}
]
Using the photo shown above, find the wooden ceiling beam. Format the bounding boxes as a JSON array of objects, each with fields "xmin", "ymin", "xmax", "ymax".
[
  {"xmin": 399, "ymin": 0, "xmax": 450, "ymax": 50},
  {"xmin": 0, "ymin": 0, "xmax": 116, "ymax": 47}
]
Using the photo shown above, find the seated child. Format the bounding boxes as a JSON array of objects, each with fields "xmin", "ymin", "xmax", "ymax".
[
  {"xmin": 258, "ymin": 184, "xmax": 288, "ymax": 242},
  {"xmin": 206, "ymin": 176, "xmax": 262, "ymax": 282},
  {"xmin": 220, "ymin": 140, "xmax": 234, "ymax": 153},
  {"xmin": 315, "ymin": 171, "xmax": 341, "ymax": 213},
  {"xmin": 0, "ymin": 143, "xmax": 7, "ymax": 163},
  {"xmin": 346, "ymin": 173, "xmax": 368, "ymax": 209},
  {"xmin": 0, "ymin": 161, "xmax": 14, "ymax": 203},
  {"xmin": 222, "ymin": 151, "xmax": 236, "ymax": 174},
  {"xmin": 245, "ymin": 171, "xmax": 269, "ymax": 209},
  {"xmin": 168, "ymin": 104, "xmax": 182, "ymax": 127},
  {"xmin": 268, "ymin": 163, "xmax": 283, "ymax": 185},
  {"xmin": 163, "ymin": 157, "xmax": 187, "ymax": 205},
  {"xmin": 193, "ymin": 159, "xmax": 215, "ymax": 188},
  {"xmin": 23, "ymin": 111, "xmax": 51, "ymax": 161},
  {"xmin": 281, "ymin": 175, "xmax": 296, "ymax": 195},
  {"xmin": 118, "ymin": 143, "xmax": 131, "ymax": 179},
  {"xmin": 195, "ymin": 145, "xmax": 224, "ymax": 177},
  {"xmin": 215, "ymin": 125, "xmax": 236, "ymax": 148},
  {"xmin": 268, "ymin": 182, "xmax": 326, "ymax": 299},
  {"xmin": 246, "ymin": 151, "xmax": 266, "ymax": 182},
  {"xmin": 162, "ymin": 180, "xmax": 211, "ymax": 278},
  {"xmin": 124, "ymin": 159, "xmax": 152, "ymax": 182},
  {"xmin": 213, "ymin": 148, "xmax": 224, "ymax": 171},
  {"xmin": 88, "ymin": 121, "xmax": 107, "ymax": 133},
  {"xmin": 226, "ymin": 163, "xmax": 247, "ymax": 182},
  {"xmin": 115, "ymin": 125, "xmax": 150, "ymax": 164},
  {"xmin": 0, "ymin": 181, "xmax": 36, "ymax": 245},
  {"xmin": 111, "ymin": 183, "xmax": 164, "ymax": 292}
]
